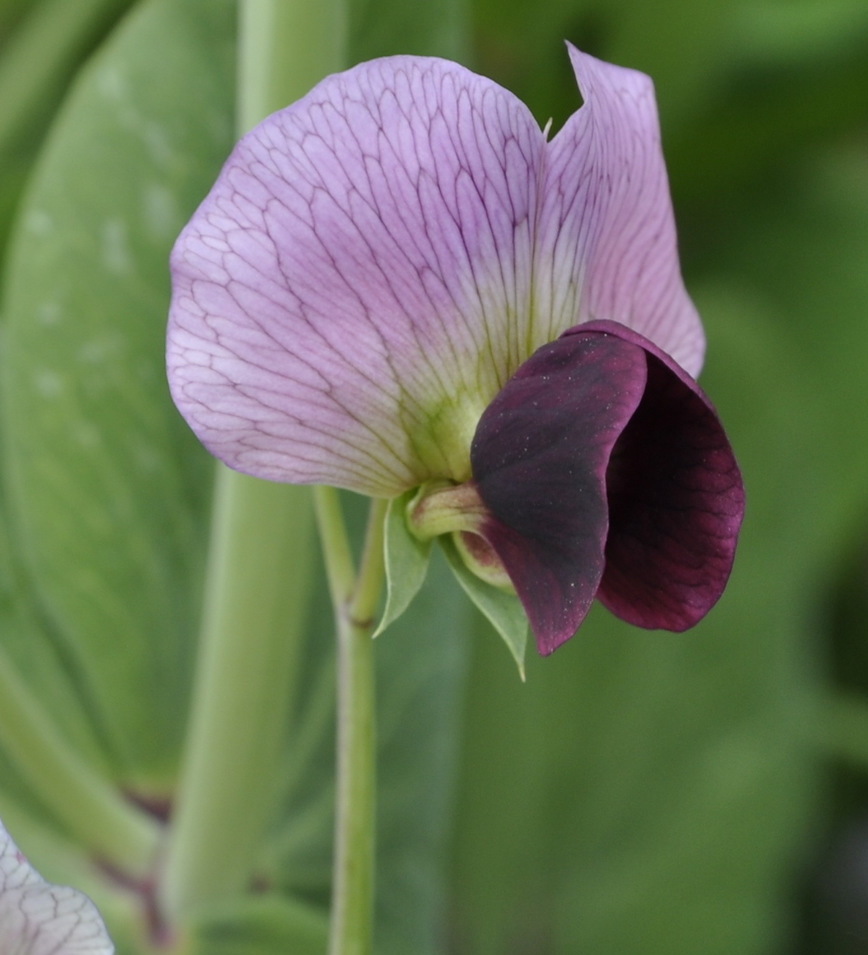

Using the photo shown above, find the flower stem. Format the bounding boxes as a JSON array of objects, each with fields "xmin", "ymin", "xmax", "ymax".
[
  {"xmin": 314, "ymin": 486, "xmax": 356, "ymax": 607},
  {"xmin": 316, "ymin": 489, "xmax": 387, "ymax": 955},
  {"xmin": 0, "ymin": 645, "xmax": 159, "ymax": 876}
]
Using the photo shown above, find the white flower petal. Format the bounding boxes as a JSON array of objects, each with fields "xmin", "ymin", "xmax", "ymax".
[{"xmin": 0, "ymin": 822, "xmax": 113, "ymax": 955}]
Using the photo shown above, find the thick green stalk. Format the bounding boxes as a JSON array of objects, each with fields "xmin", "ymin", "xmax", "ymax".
[
  {"xmin": 159, "ymin": 473, "xmax": 315, "ymax": 917},
  {"xmin": 0, "ymin": 645, "xmax": 159, "ymax": 876},
  {"xmin": 316, "ymin": 490, "xmax": 388, "ymax": 955},
  {"xmin": 158, "ymin": 0, "xmax": 346, "ymax": 921}
]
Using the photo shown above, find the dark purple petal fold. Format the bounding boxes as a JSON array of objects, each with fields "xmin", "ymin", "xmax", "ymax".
[
  {"xmin": 470, "ymin": 332, "xmax": 649, "ymax": 655},
  {"xmin": 471, "ymin": 320, "xmax": 744, "ymax": 654},
  {"xmin": 580, "ymin": 321, "xmax": 744, "ymax": 630}
]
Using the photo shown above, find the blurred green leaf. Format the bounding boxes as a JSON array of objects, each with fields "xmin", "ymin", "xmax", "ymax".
[
  {"xmin": 0, "ymin": 504, "xmax": 111, "ymax": 778},
  {"xmin": 0, "ymin": 0, "xmax": 235, "ymax": 783},
  {"xmin": 601, "ymin": 0, "xmax": 734, "ymax": 126},
  {"xmin": 374, "ymin": 549, "xmax": 473, "ymax": 953},
  {"xmin": 187, "ymin": 896, "xmax": 328, "ymax": 955},
  {"xmin": 699, "ymin": 144, "xmax": 868, "ymax": 547},
  {"xmin": 736, "ymin": 1, "xmax": 868, "ymax": 66},
  {"xmin": 0, "ymin": 0, "xmax": 33, "ymax": 40},
  {"xmin": 0, "ymin": 0, "xmax": 135, "ymax": 152},
  {"xmin": 350, "ymin": 0, "xmax": 470, "ymax": 61},
  {"xmin": 0, "ymin": 0, "xmax": 139, "ymax": 260}
]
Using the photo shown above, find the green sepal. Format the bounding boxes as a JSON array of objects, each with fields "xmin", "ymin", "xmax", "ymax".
[
  {"xmin": 440, "ymin": 536, "xmax": 527, "ymax": 678},
  {"xmin": 374, "ymin": 489, "xmax": 432, "ymax": 638}
]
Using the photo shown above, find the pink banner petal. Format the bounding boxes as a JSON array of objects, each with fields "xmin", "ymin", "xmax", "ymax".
[
  {"xmin": 535, "ymin": 46, "xmax": 704, "ymax": 376},
  {"xmin": 169, "ymin": 56, "xmax": 544, "ymax": 495}
]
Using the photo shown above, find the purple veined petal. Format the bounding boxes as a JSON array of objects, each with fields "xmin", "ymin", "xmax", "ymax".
[
  {"xmin": 582, "ymin": 321, "xmax": 744, "ymax": 630},
  {"xmin": 168, "ymin": 55, "xmax": 546, "ymax": 496},
  {"xmin": 470, "ymin": 330, "xmax": 649, "ymax": 655},
  {"xmin": 534, "ymin": 45, "xmax": 705, "ymax": 377}
]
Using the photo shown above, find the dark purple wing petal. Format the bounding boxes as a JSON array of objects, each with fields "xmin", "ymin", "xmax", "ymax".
[
  {"xmin": 579, "ymin": 321, "xmax": 745, "ymax": 629},
  {"xmin": 470, "ymin": 331, "xmax": 648, "ymax": 654}
]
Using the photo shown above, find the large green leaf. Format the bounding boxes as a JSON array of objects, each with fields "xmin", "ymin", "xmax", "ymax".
[
  {"xmin": 0, "ymin": 0, "xmax": 139, "ymax": 260},
  {"xmin": 0, "ymin": 498, "xmax": 111, "ymax": 779},
  {"xmin": 186, "ymin": 896, "xmax": 328, "ymax": 955},
  {"xmin": 0, "ymin": 0, "xmax": 235, "ymax": 783}
]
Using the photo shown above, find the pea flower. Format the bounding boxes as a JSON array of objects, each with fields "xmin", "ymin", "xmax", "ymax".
[
  {"xmin": 167, "ymin": 46, "xmax": 744, "ymax": 654},
  {"xmin": 0, "ymin": 820, "xmax": 114, "ymax": 954}
]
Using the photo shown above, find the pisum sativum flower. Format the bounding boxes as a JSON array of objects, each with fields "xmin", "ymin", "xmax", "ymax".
[{"xmin": 167, "ymin": 46, "xmax": 744, "ymax": 654}]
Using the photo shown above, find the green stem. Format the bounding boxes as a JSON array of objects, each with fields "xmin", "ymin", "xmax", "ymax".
[
  {"xmin": 159, "ymin": 472, "xmax": 314, "ymax": 918},
  {"xmin": 314, "ymin": 486, "xmax": 356, "ymax": 607},
  {"xmin": 316, "ymin": 491, "xmax": 387, "ymax": 955},
  {"xmin": 0, "ymin": 645, "xmax": 159, "ymax": 875}
]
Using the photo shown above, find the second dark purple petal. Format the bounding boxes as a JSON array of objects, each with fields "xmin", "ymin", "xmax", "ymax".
[
  {"xmin": 470, "ymin": 333, "xmax": 648, "ymax": 655},
  {"xmin": 579, "ymin": 322, "xmax": 745, "ymax": 630}
]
